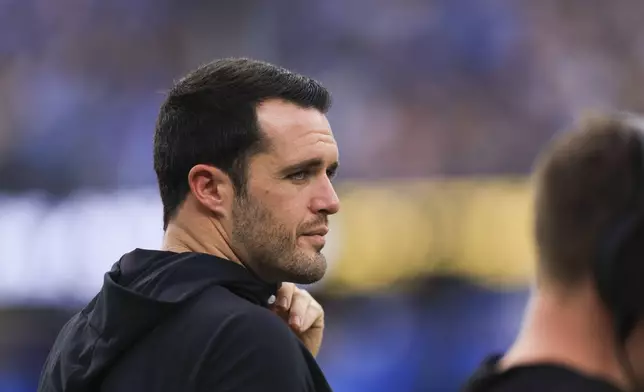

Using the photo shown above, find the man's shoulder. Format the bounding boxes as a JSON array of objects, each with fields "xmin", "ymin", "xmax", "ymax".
[
  {"xmin": 183, "ymin": 288, "xmax": 324, "ymax": 391},
  {"xmin": 177, "ymin": 285, "xmax": 297, "ymax": 346},
  {"xmin": 463, "ymin": 356, "xmax": 624, "ymax": 392},
  {"xmin": 100, "ymin": 286, "xmax": 318, "ymax": 392}
]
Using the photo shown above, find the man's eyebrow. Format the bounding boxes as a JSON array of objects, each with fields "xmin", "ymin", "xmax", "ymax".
[{"xmin": 280, "ymin": 159, "xmax": 339, "ymax": 174}]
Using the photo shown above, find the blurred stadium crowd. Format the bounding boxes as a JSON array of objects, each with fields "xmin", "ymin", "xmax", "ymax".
[{"xmin": 2, "ymin": 0, "xmax": 644, "ymax": 390}]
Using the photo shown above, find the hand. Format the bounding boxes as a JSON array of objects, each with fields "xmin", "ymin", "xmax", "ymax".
[{"xmin": 270, "ymin": 283, "xmax": 325, "ymax": 357}]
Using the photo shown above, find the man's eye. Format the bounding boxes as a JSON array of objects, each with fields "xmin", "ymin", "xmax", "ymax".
[
  {"xmin": 327, "ymin": 168, "xmax": 338, "ymax": 180},
  {"xmin": 288, "ymin": 171, "xmax": 308, "ymax": 181}
]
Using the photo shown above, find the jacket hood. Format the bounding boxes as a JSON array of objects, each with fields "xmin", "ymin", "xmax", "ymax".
[{"xmin": 38, "ymin": 249, "xmax": 279, "ymax": 392}]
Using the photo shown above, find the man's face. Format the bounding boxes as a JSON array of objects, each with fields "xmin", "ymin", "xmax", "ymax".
[{"xmin": 230, "ymin": 99, "xmax": 340, "ymax": 284}]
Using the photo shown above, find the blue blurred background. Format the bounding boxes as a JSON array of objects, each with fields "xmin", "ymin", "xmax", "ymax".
[{"xmin": 2, "ymin": 0, "xmax": 644, "ymax": 390}]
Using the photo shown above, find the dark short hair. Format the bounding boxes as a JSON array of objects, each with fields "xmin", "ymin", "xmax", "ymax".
[
  {"xmin": 533, "ymin": 113, "xmax": 644, "ymax": 286},
  {"xmin": 153, "ymin": 58, "xmax": 331, "ymax": 230}
]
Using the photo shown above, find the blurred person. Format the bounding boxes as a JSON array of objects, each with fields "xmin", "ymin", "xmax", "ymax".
[
  {"xmin": 37, "ymin": 58, "xmax": 340, "ymax": 392},
  {"xmin": 463, "ymin": 113, "xmax": 644, "ymax": 391}
]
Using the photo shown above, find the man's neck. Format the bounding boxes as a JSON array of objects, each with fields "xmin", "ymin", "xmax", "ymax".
[
  {"xmin": 502, "ymin": 284, "xmax": 629, "ymax": 389},
  {"xmin": 161, "ymin": 214, "xmax": 243, "ymax": 266}
]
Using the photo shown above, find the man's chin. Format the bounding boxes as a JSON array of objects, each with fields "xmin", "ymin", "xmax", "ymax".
[
  {"xmin": 291, "ymin": 271, "xmax": 325, "ymax": 285},
  {"xmin": 284, "ymin": 256, "xmax": 327, "ymax": 284}
]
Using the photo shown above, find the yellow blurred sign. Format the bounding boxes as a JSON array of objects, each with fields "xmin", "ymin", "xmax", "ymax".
[{"xmin": 323, "ymin": 178, "xmax": 536, "ymax": 293}]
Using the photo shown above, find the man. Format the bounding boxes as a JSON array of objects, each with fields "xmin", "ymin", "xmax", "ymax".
[
  {"xmin": 38, "ymin": 58, "xmax": 340, "ymax": 391},
  {"xmin": 463, "ymin": 113, "xmax": 644, "ymax": 391}
]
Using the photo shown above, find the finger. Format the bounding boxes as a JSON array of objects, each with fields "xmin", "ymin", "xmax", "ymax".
[
  {"xmin": 274, "ymin": 283, "xmax": 296, "ymax": 310},
  {"xmin": 300, "ymin": 301, "xmax": 324, "ymax": 332},
  {"xmin": 288, "ymin": 290, "xmax": 312, "ymax": 330}
]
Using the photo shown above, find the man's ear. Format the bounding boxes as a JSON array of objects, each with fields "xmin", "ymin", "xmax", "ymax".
[{"xmin": 187, "ymin": 164, "xmax": 235, "ymax": 218}]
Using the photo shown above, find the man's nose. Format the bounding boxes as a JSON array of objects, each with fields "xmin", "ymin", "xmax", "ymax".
[{"xmin": 310, "ymin": 180, "xmax": 340, "ymax": 215}]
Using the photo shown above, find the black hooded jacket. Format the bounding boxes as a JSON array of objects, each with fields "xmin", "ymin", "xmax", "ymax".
[{"xmin": 37, "ymin": 249, "xmax": 332, "ymax": 392}]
